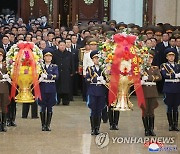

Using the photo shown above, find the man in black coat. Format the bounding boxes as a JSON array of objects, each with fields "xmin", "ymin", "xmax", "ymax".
[
  {"xmin": 154, "ymin": 32, "xmax": 170, "ymax": 93},
  {"xmin": 155, "ymin": 32, "xmax": 170, "ymax": 67},
  {"xmin": 0, "ymin": 35, "xmax": 11, "ymax": 60},
  {"xmin": 52, "ymin": 41, "xmax": 74, "ymax": 105}
]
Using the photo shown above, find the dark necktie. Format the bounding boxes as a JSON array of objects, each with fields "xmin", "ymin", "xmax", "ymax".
[{"xmin": 4, "ymin": 45, "xmax": 8, "ymax": 52}]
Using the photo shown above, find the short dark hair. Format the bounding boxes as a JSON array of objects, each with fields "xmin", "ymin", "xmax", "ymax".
[{"xmin": 58, "ymin": 40, "xmax": 66, "ymax": 44}]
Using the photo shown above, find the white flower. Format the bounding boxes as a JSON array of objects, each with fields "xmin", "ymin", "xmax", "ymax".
[{"xmin": 119, "ymin": 60, "xmax": 131, "ymax": 73}]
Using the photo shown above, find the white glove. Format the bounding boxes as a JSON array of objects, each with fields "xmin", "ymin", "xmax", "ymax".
[
  {"xmin": 97, "ymin": 76, "xmax": 101, "ymax": 81},
  {"xmin": 97, "ymin": 81, "xmax": 101, "ymax": 84},
  {"xmin": 41, "ymin": 73, "xmax": 47, "ymax": 79},
  {"xmin": 142, "ymin": 76, "xmax": 148, "ymax": 81},
  {"xmin": 175, "ymin": 73, "xmax": 180, "ymax": 78},
  {"xmin": 98, "ymin": 76, "xmax": 104, "ymax": 81},
  {"xmin": 141, "ymin": 80, "xmax": 145, "ymax": 85},
  {"xmin": 3, "ymin": 74, "xmax": 10, "ymax": 79},
  {"xmin": 39, "ymin": 77, "xmax": 44, "ymax": 82},
  {"xmin": 100, "ymin": 79, "xmax": 106, "ymax": 85},
  {"xmin": 6, "ymin": 77, "xmax": 11, "ymax": 83}
]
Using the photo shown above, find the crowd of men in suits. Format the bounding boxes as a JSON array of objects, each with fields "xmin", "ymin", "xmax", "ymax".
[{"xmin": 0, "ymin": 13, "xmax": 180, "ymax": 133}]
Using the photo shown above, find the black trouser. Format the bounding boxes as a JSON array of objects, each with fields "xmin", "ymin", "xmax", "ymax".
[
  {"xmin": 142, "ymin": 98, "xmax": 157, "ymax": 117},
  {"xmin": 82, "ymin": 77, "xmax": 87, "ymax": 101},
  {"xmin": 73, "ymin": 73, "xmax": 79, "ymax": 95},
  {"xmin": 102, "ymin": 106, "xmax": 108, "ymax": 122},
  {"xmin": 7, "ymin": 99, "xmax": 16, "ymax": 121},
  {"xmin": 57, "ymin": 93, "xmax": 70, "ymax": 105},
  {"xmin": 22, "ymin": 102, "xmax": 38, "ymax": 118}
]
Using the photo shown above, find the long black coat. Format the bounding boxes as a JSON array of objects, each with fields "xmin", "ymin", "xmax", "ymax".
[{"xmin": 52, "ymin": 49, "xmax": 74, "ymax": 94}]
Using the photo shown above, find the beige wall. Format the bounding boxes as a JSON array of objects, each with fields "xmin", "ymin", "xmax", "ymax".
[{"xmin": 153, "ymin": 0, "xmax": 180, "ymax": 25}]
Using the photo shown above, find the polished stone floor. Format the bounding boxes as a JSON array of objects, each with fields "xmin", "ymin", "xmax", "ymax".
[{"xmin": 0, "ymin": 96, "xmax": 179, "ymax": 154}]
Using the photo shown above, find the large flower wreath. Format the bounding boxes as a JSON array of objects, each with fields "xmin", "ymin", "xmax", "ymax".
[
  {"xmin": 98, "ymin": 30, "xmax": 151, "ymax": 110},
  {"xmin": 6, "ymin": 41, "xmax": 44, "ymax": 100}
]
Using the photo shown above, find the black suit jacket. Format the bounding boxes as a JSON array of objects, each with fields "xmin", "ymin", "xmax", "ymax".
[
  {"xmin": 155, "ymin": 42, "xmax": 170, "ymax": 67},
  {"xmin": 0, "ymin": 44, "xmax": 12, "ymax": 60}
]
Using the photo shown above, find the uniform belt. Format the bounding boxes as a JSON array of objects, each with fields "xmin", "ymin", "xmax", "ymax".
[
  {"xmin": 142, "ymin": 82, "xmax": 156, "ymax": 86},
  {"xmin": 0, "ymin": 79, "xmax": 7, "ymax": 82},
  {"xmin": 90, "ymin": 83, "xmax": 103, "ymax": 86},
  {"xmin": 41, "ymin": 80, "xmax": 55, "ymax": 83},
  {"xmin": 165, "ymin": 79, "xmax": 180, "ymax": 83}
]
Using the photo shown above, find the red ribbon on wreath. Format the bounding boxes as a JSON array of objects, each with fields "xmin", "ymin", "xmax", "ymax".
[{"xmin": 108, "ymin": 34, "xmax": 146, "ymax": 109}]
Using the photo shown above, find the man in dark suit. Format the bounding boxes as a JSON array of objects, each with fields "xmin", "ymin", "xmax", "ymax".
[
  {"xmin": 169, "ymin": 36, "xmax": 178, "ymax": 63},
  {"xmin": 71, "ymin": 34, "xmax": 80, "ymax": 96},
  {"xmin": 52, "ymin": 41, "xmax": 74, "ymax": 105},
  {"xmin": 155, "ymin": 32, "xmax": 170, "ymax": 93},
  {"xmin": 41, "ymin": 16, "xmax": 49, "ymax": 28},
  {"xmin": 156, "ymin": 32, "xmax": 170, "ymax": 66},
  {"xmin": 46, "ymin": 32, "xmax": 55, "ymax": 48},
  {"xmin": 0, "ymin": 35, "xmax": 11, "ymax": 60},
  {"xmin": 175, "ymin": 37, "xmax": 180, "ymax": 62}
]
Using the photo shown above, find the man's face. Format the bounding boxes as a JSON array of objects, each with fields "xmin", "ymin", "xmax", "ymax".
[
  {"xmin": 62, "ymin": 31, "xmax": 68, "ymax": 39},
  {"xmin": 65, "ymin": 40, "xmax": 72, "ymax": 48},
  {"xmin": 58, "ymin": 42, "xmax": 66, "ymax": 51},
  {"xmin": 55, "ymin": 38, "xmax": 61, "ymax": 46},
  {"xmin": 145, "ymin": 40, "xmax": 152, "ymax": 48},
  {"xmin": 151, "ymin": 39, "xmax": 157, "ymax": 47},
  {"xmin": 90, "ymin": 44, "xmax": 97, "ymax": 51},
  {"xmin": 169, "ymin": 39, "xmax": 176, "ymax": 47},
  {"xmin": 39, "ymin": 41, "xmax": 46, "ymax": 49},
  {"xmin": 71, "ymin": 36, "xmax": 77, "ymax": 44},
  {"xmin": 26, "ymin": 35, "xmax": 32, "ymax": 41},
  {"xmin": 17, "ymin": 35, "xmax": 24, "ymax": 41},
  {"xmin": 84, "ymin": 31, "xmax": 90, "ymax": 37},
  {"xmin": 44, "ymin": 55, "xmax": 52, "ymax": 63},
  {"xmin": 2, "ymin": 37, "xmax": 9, "ymax": 45},
  {"xmin": 55, "ymin": 28, "xmax": 60, "ymax": 36},
  {"xmin": 162, "ymin": 33, "xmax": 169, "ymax": 42},
  {"xmin": 17, "ymin": 28, "xmax": 23, "ymax": 34},
  {"xmin": 176, "ymin": 38, "xmax": 180, "ymax": 47},
  {"xmin": 41, "ymin": 16, "xmax": 47, "ymax": 23},
  {"xmin": 73, "ymin": 26, "xmax": 79, "ymax": 34},
  {"xmin": 166, "ymin": 54, "xmax": 175, "ymax": 62},
  {"xmin": 146, "ymin": 32, "xmax": 154, "ymax": 39},
  {"xmin": 12, "ymin": 28, "xmax": 17, "ymax": 35},
  {"xmin": 92, "ymin": 56, "xmax": 99, "ymax": 65},
  {"xmin": 48, "ymin": 34, "xmax": 54, "ymax": 41},
  {"xmin": 148, "ymin": 56, "xmax": 153, "ymax": 64}
]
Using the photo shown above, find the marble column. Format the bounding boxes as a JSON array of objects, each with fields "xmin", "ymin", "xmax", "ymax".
[{"xmin": 153, "ymin": 0, "xmax": 180, "ymax": 25}]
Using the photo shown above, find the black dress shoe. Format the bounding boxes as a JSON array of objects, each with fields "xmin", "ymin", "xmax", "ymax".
[
  {"xmin": 32, "ymin": 117, "xmax": 39, "ymax": 119},
  {"xmin": 94, "ymin": 128, "xmax": 100, "ymax": 135},
  {"xmin": 103, "ymin": 120, "xmax": 108, "ymax": 123},
  {"xmin": 11, "ymin": 121, "xmax": 17, "ymax": 127},
  {"xmin": 22, "ymin": 116, "xmax": 27, "ymax": 119},
  {"xmin": 6, "ymin": 121, "xmax": 11, "ymax": 127},
  {"xmin": 42, "ymin": 125, "xmax": 46, "ymax": 131},
  {"xmin": 169, "ymin": 125, "xmax": 174, "ymax": 131},
  {"xmin": 91, "ymin": 130, "xmax": 95, "ymax": 135},
  {"xmin": 145, "ymin": 130, "xmax": 150, "ymax": 136},
  {"xmin": 113, "ymin": 124, "xmax": 119, "ymax": 130},
  {"xmin": 110, "ymin": 125, "xmax": 114, "ymax": 130}
]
